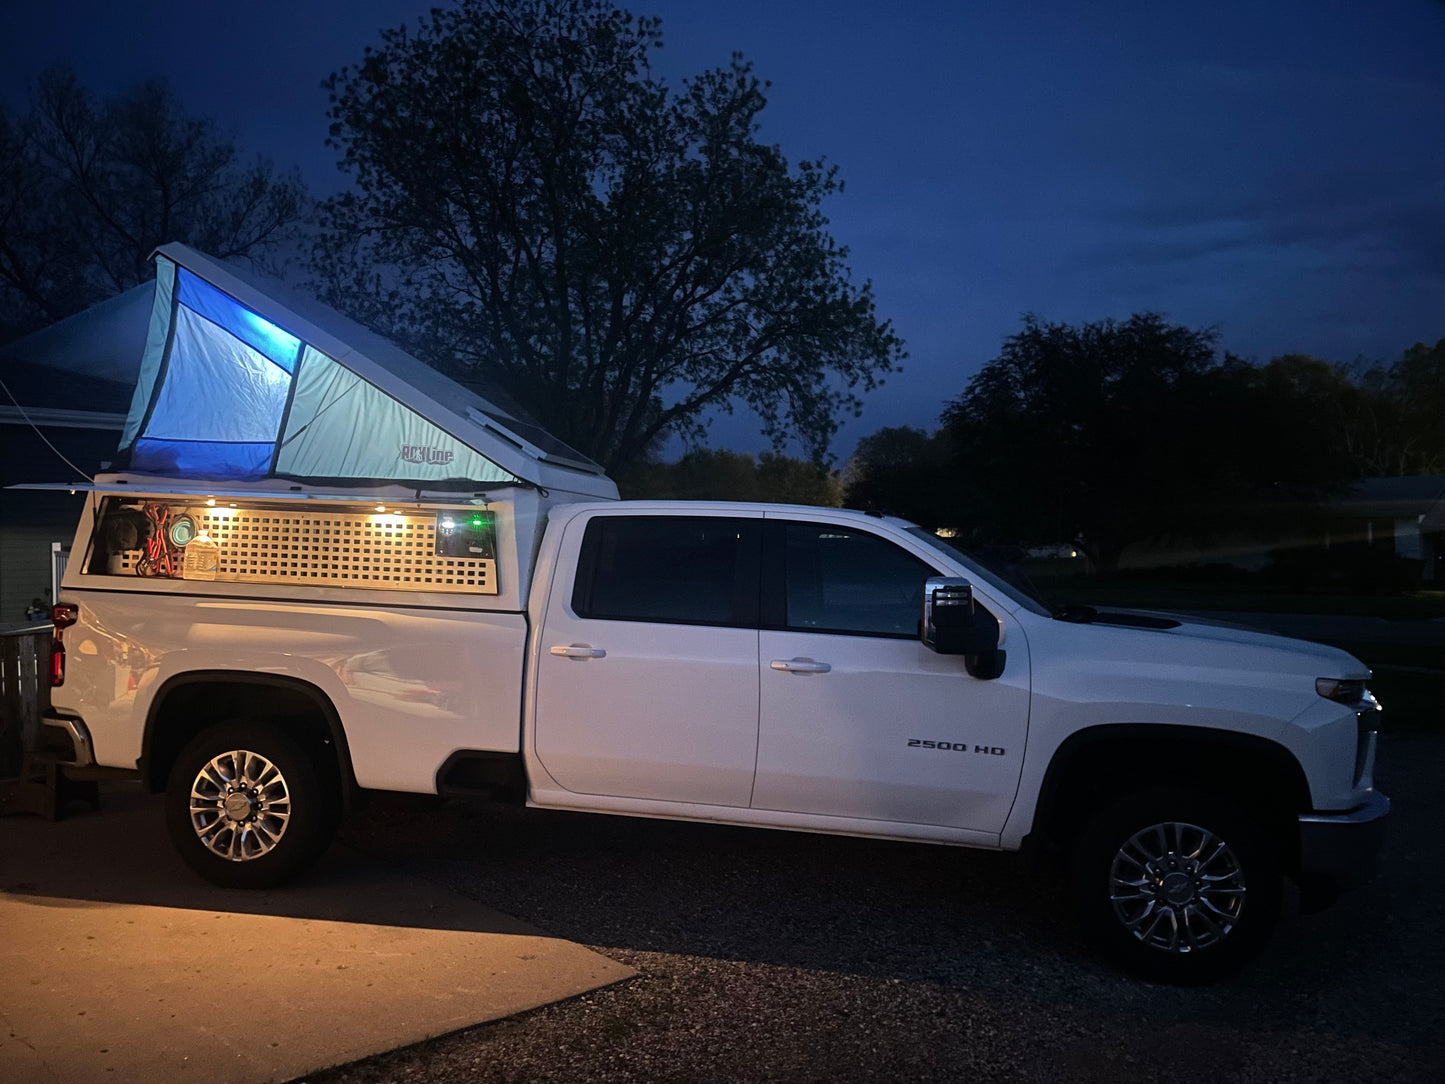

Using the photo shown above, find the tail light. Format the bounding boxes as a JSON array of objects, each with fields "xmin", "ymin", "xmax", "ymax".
[{"xmin": 49, "ymin": 602, "xmax": 78, "ymax": 687}]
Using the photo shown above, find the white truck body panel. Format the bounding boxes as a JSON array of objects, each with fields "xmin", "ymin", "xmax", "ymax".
[
  {"xmin": 53, "ymin": 494, "xmax": 1378, "ymax": 851},
  {"xmin": 53, "ymin": 590, "xmax": 528, "ymax": 793}
]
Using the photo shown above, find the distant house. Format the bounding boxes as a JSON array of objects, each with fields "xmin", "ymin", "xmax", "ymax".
[
  {"xmin": 1329, "ymin": 474, "xmax": 1445, "ymax": 583},
  {"xmin": 0, "ymin": 285, "xmax": 149, "ymax": 622}
]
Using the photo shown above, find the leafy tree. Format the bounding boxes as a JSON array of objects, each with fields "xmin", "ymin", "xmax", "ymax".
[
  {"xmin": 1221, "ymin": 354, "xmax": 1364, "ymax": 491},
  {"xmin": 619, "ymin": 448, "xmax": 841, "ymax": 505},
  {"xmin": 314, "ymin": 0, "xmax": 902, "ymax": 473},
  {"xmin": 0, "ymin": 67, "xmax": 308, "ymax": 341},
  {"xmin": 842, "ymin": 425, "xmax": 958, "ymax": 529},
  {"xmin": 940, "ymin": 314, "xmax": 1231, "ymax": 571},
  {"xmin": 938, "ymin": 315, "xmax": 1389, "ymax": 572},
  {"xmin": 1354, "ymin": 338, "xmax": 1445, "ymax": 475}
]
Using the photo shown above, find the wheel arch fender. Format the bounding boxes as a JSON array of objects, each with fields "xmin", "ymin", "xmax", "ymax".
[
  {"xmin": 140, "ymin": 670, "xmax": 357, "ymax": 809},
  {"xmin": 1025, "ymin": 722, "xmax": 1311, "ymax": 867}
]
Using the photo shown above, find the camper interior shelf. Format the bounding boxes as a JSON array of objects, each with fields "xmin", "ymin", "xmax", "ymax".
[{"xmin": 84, "ymin": 496, "xmax": 499, "ymax": 595}]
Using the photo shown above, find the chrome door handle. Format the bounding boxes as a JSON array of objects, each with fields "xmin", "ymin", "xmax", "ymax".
[
  {"xmin": 550, "ymin": 644, "xmax": 606, "ymax": 659},
  {"xmin": 770, "ymin": 658, "xmax": 831, "ymax": 674}
]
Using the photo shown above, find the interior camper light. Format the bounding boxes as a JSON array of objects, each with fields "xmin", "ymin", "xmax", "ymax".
[
  {"xmin": 205, "ymin": 498, "xmax": 216, "ymax": 506},
  {"xmin": 375, "ymin": 505, "xmax": 387, "ymax": 513}
]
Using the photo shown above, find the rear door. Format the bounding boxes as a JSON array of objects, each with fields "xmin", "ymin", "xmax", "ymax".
[{"xmin": 533, "ymin": 511, "xmax": 762, "ymax": 806}]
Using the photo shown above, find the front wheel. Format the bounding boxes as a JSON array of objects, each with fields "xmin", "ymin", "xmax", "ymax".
[
  {"xmin": 1071, "ymin": 789, "xmax": 1282, "ymax": 983},
  {"xmin": 165, "ymin": 720, "xmax": 335, "ymax": 889}
]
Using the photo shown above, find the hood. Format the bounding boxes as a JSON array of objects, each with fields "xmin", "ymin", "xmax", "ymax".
[
  {"xmin": 1025, "ymin": 608, "xmax": 1371, "ymax": 734},
  {"xmin": 1131, "ymin": 612, "xmax": 1369, "ymax": 679}
]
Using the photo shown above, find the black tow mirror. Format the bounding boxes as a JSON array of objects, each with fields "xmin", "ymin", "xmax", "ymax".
[{"xmin": 921, "ymin": 577, "xmax": 1005, "ymax": 678}]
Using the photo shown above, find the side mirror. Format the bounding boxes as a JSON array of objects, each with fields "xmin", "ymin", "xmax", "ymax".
[
  {"xmin": 921, "ymin": 577, "xmax": 998, "ymax": 655},
  {"xmin": 922, "ymin": 577, "xmax": 1006, "ymax": 679}
]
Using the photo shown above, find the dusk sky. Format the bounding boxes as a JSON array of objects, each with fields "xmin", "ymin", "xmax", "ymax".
[{"xmin": 3, "ymin": 0, "xmax": 1442, "ymax": 462}]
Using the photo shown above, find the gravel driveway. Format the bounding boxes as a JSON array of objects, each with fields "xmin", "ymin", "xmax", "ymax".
[{"xmin": 299, "ymin": 731, "xmax": 1443, "ymax": 1084}]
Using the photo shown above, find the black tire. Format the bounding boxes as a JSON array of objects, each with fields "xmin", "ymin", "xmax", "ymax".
[
  {"xmin": 1071, "ymin": 788, "xmax": 1282, "ymax": 983},
  {"xmin": 165, "ymin": 720, "xmax": 336, "ymax": 889}
]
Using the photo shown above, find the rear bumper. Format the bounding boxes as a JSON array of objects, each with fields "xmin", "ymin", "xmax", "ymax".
[
  {"xmin": 1298, "ymin": 789, "xmax": 1390, "ymax": 892},
  {"xmin": 36, "ymin": 710, "xmax": 96, "ymax": 769}
]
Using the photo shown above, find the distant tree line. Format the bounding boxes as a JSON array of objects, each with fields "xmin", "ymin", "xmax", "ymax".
[
  {"xmin": 619, "ymin": 449, "xmax": 841, "ymax": 505},
  {"xmin": 845, "ymin": 314, "xmax": 1445, "ymax": 572}
]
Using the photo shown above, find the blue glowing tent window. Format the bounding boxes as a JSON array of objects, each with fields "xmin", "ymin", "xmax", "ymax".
[
  {"xmin": 131, "ymin": 438, "xmax": 274, "ymax": 479},
  {"xmin": 176, "ymin": 268, "xmax": 301, "ymax": 373}
]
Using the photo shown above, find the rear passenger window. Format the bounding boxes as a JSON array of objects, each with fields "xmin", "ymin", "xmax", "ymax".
[
  {"xmin": 572, "ymin": 516, "xmax": 760, "ymax": 627},
  {"xmin": 782, "ymin": 522, "xmax": 935, "ymax": 637}
]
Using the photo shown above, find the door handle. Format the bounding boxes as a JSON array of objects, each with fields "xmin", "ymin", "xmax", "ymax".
[
  {"xmin": 770, "ymin": 658, "xmax": 831, "ymax": 674},
  {"xmin": 550, "ymin": 644, "xmax": 606, "ymax": 659}
]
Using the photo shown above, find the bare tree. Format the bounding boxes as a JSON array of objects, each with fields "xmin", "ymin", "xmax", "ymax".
[{"xmin": 0, "ymin": 67, "xmax": 308, "ymax": 341}]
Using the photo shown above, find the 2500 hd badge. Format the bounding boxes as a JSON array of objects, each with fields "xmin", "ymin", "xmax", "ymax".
[{"xmin": 907, "ymin": 739, "xmax": 1006, "ymax": 755}]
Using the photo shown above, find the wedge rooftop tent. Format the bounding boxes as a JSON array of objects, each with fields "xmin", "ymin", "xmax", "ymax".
[{"xmin": 115, "ymin": 244, "xmax": 616, "ymax": 498}]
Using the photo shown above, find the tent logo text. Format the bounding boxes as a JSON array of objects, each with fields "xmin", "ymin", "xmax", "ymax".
[{"xmin": 400, "ymin": 445, "xmax": 455, "ymax": 466}]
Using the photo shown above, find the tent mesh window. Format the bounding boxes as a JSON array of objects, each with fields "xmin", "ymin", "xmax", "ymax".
[{"xmin": 87, "ymin": 498, "xmax": 498, "ymax": 595}]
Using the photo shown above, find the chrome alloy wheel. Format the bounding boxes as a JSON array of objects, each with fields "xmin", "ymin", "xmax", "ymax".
[
  {"xmin": 188, "ymin": 748, "xmax": 291, "ymax": 862},
  {"xmin": 1108, "ymin": 820, "xmax": 1247, "ymax": 953}
]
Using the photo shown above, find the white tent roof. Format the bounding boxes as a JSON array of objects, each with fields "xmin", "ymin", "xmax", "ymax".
[{"xmin": 115, "ymin": 244, "xmax": 615, "ymax": 499}]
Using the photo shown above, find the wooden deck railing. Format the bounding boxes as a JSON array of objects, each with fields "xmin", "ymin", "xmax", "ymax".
[{"xmin": 0, "ymin": 624, "xmax": 52, "ymax": 781}]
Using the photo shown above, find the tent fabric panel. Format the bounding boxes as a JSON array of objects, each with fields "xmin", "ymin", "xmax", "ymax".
[
  {"xmin": 276, "ymin": 346, "xmax": 517, "ymax": 484},
  {"xmin": 176, "ymin": 268, "xmax": 300, "ymax": 373},
  {"xmin": 140, "ymin": 307, "xmax": 292, "ymax": 446},
  {"xmin": 130, "ymin": 438, "xmax": 274, "ymax": 479},
  {"xmin": 119, "ymin": 256, "xmax": 177, "ymax": 451}
]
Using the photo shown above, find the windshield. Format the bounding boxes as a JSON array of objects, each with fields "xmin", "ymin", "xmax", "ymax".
[{"xmin": 904, "ymin": 528, "xmax": 1052, "ymax": 617}]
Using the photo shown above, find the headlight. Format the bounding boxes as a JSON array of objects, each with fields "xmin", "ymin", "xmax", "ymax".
[{"xmin": 1316, "ymin": 677, "xmax": 1367, "ymax": 704}]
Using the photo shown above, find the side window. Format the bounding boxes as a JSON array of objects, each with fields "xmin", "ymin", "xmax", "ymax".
[
  {"xmin": 572, "ymin": 516, "xmax": 759, "ymax": 627},
  {"xmin": 781, "ymin": 522, "xmax": 936, "ymax": 637}
]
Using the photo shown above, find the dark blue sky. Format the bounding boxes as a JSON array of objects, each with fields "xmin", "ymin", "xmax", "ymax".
[{"xmin": 3, "ymin": 0, "xmax": 1442, "ymax": 462}]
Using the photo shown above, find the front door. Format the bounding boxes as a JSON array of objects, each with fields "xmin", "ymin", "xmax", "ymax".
[{"xmin": 752, "ymin": 518, "xmax": 1030, "ymax": 833}]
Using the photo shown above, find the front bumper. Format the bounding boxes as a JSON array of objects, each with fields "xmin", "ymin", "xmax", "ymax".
[{"xmin": 1298, "ymin": 789, "xmax": 1390, "ymax": 892}]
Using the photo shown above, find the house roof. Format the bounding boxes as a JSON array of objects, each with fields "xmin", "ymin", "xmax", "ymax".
[
  {"xmin": 0, "ymin": 283, "xmax": 152, "ymax": 385},
  {"xmin": 1333, "ymin": 475, "xmax": 1445, "ymax": 519}
]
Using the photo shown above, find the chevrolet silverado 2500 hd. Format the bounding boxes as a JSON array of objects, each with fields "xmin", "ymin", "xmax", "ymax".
[{"xmin": 41, "ymin": 490, "xmax": 1387, "ymax": 983}]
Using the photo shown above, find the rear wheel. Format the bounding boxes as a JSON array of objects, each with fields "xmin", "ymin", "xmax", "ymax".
[
  {"xmin": 1071, "ymin": 789, "xmax": 1281, "ymax": 983},
  {"xmin": 165, "ymin": 720, "xmax": 335, "ymax": 889}
]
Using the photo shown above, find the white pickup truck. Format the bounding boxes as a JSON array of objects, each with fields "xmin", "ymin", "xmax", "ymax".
[
  {"xmin": 41, "ymin": 485, "xmax": 1387, "ymax": 982},
  {"xmin": 30, "ymin": 243, "xmax": 1387, "ymax": 982}
]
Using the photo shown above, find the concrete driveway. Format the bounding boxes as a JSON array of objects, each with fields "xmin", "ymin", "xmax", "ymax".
[{"xmin": 0, "ymin": 784, "xmax": 633, "ymax": 1084}]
